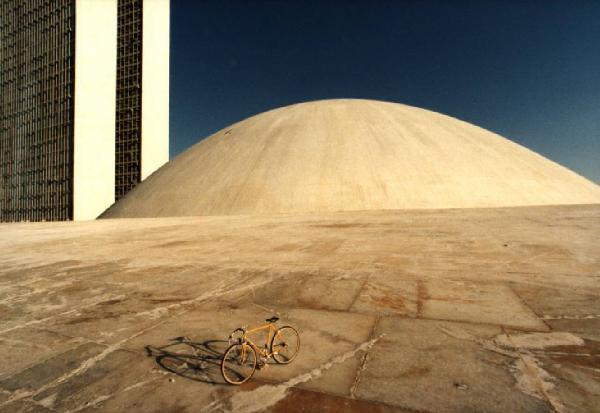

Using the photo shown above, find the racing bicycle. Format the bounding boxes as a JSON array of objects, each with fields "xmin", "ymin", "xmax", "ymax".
[{"xmin": 221, "ymin": 316, "xmax": 300, "ymax": 384}]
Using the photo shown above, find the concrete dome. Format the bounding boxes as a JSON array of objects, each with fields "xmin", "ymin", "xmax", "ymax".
[{"xmin": 102, "ymin": 99, "xmax": 600, "ymax": 218}]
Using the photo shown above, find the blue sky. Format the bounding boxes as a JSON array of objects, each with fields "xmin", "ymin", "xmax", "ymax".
[{"xmin": 169, "ymin": 0, "xmax": 600, "ymax": 184}]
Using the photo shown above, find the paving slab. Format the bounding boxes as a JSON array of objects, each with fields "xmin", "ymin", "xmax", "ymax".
[
  {"xmin": 545, "ymin": 318, "xmax": 600, "ymax": 341},
  {"xmin": 40, "ymin": 294, "xmax": 178, "ymax": 346},
  {"xmin": 350, "ymin": 275, "xmax": 418, "ymax": 317},
  {"xmin": 31, "ymin": 349, "xmax": 156, "ymax": 412},
  {"xmin": 0, "ymin": 400, "xmax": 55, "ymax": 413},
  {"xmin": 0, "ymin": 261, "xmax": 81, "ymax": 292},
  {"xmin": 0, "ymin": 342, "xmax": 105, "ymax": 394},
  {"xmin": 0, "ymin": 328, "xmax": 85, "ymax": 381},
  {"xmin": 420, "ymin": 279, "xmax": 548, "ymax": 330},
  {"xmin": 511, "ymin": 283, "xmax": 600, "ymax": 340},
  {"xmin": 73, "ymin": 371, "xmax": 217, "ymax": 413},
  {"xmin": 270, "ymin": 386, "xmax": 413, "ymax": 412},
  {"xmin": 511, "ymin": 283, "xmax": 600, "ymax": 317},
  {"xmin": 354, "ymin": 317, "xmax": 551, "ymax": 413},
  {"xmin": 0, "ymin": 280, "xmax": 128, "ymax": 336},
  {"xmin": 254, "ymin": 273, "xmax": 367, "ymax": 311}
]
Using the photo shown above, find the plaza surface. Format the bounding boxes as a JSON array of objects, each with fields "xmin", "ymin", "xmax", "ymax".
[{"xmin": 0, "ymin": 204, "xmax": 599, "ymax": 412}]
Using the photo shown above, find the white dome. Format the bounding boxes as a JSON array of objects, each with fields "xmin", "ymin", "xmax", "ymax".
[{"xmin": 102, "ymin": 99, "xmax": 600, "ymax": 218}]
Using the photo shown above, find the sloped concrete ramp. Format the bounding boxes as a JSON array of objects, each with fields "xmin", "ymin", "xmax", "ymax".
[{"xmin": 1, "ymin": 205, "xmax": 599, "ymax": 412}]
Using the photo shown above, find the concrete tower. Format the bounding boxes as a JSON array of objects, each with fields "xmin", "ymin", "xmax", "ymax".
[{"xmin": 0, "ymin": 0, "xmax": 169, "ymax": 222}]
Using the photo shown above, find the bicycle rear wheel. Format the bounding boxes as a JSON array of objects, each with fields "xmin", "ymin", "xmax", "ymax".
[
  {"xmin": 271, "ymin": 326, "xmax": 300, "ymax": 364},
  {"xmin": 221, "ymin": 343, "xmax": 257, "ymax": 384}
]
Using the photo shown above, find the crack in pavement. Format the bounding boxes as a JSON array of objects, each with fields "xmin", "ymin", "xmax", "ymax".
[
  {"xmin": 62, "ymin": 377, "xmax": 161, "ymax": 413},
  {"xmin": 133, "ymin": 273, "xmax": 283, "ymax": 320},
  {"xmin": 349, "ymin": 315, "xmax": 380, "ymax": 398},
  {"xmin": 542, "ymin": 314, "xmax": 600, "ymax": 320},
  {"xmin": 0, "ymin": 279, "xmax": 77, "ymax": 305},
  {"xmin": 0, "ymin": 318, "xmax": 170, "ymax": 409},
  {"xmin": 0, "ymin": 294, "xmax": 127, "ymax": 335}
]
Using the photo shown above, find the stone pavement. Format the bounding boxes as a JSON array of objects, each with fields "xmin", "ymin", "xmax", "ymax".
[{"xmin": 0, "ymin": 205, "xmax": 599, "ymax": 412}]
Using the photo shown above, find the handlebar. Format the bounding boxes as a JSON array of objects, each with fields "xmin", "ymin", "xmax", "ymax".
[{"xmin": 228, "ymin": 327, "xmax": 247, "ymax": 345}]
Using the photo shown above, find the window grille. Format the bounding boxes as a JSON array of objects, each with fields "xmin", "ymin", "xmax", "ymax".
[
  {"xmin": 115, "ymin": 0, "xmax": 143, "ymax": 200},
  {"xmin": 0, "ymin": 0, "xmax": 75, "ymax": 222}
]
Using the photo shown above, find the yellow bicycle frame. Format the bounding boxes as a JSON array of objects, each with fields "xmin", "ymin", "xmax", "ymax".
[{"xmin": 239, "ymin": 322, "xmax": 280, "ymax": 359}]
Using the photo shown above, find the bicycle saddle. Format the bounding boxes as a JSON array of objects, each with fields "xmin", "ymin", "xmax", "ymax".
[{"xmin": 266, "ymin": 316, "xmax": 279, "ymax": 323}]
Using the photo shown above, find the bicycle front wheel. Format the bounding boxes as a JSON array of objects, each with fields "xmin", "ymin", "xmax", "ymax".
[
  {"xmin": 221, "ymin": 343, "xmax": 257, "ymax": 385},
  {"xmin": 271, "ymin": 326, "xmax": 300, "ymax": 364}
]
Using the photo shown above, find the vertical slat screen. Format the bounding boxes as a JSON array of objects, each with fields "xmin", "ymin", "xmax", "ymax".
[
  {"xmin": 0, "ymin": 0, "xmax": 75, "ymax": 222},
  {"xmin": 115, "ymin": 0, "xmax": 143, "ymax": 200}
]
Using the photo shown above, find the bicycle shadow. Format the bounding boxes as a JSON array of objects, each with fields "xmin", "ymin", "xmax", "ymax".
[{"xmin": 145, "ymin": 336, "xmax": 230, "ymax": 385}]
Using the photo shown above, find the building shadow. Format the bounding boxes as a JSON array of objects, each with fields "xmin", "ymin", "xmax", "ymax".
[{"xmin": 146, "ymin": 336, "xmax": 230, "ymax": 385}]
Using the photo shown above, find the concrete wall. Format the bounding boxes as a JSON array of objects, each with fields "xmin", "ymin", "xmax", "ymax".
[
  {"xmin": 72, "ymin": 0, "xmax": 169, "ymax": 220},
  {"xmin": 73, "ymin": 0, "xmax": 117, "ymax": 220},
  {"xmin": 141, "ymin": 0, "xmax": 170, "ymax": 180}
]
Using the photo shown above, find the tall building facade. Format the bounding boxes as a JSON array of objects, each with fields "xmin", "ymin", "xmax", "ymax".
[{"xmin": 0, "ymin": 0, "xmax": 169, "ymax": 222}]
